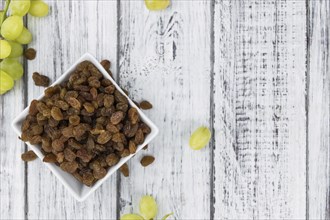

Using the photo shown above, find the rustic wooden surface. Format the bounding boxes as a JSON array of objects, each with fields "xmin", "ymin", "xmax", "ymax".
[{"xmin": 0, "ymin": 0, "xmax": 329, "ymax": 219}]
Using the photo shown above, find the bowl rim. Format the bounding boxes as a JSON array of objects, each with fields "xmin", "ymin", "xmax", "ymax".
[{"xmin": 11, "ymin": 52, "xmax": 159, "ymax": 202}]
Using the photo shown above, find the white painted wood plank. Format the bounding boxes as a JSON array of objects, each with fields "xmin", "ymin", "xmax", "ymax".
[
  {"xmin": 0, "ymin": 75, "xmax": 26, "ymax": 220},
  {"xmin": 212, "ymin": 1, "xmax": 307, "ymax": 219},
  {"xmin": 25, "ymin": 1, "xmax": 118, "ymax": 219},
  {"xmin": 119, "ymin": 1, "xmax": 211, "ymax": 219},
  {"xmin": 308, "ymin": 0, "xmax": 330, "ymax": 219}
]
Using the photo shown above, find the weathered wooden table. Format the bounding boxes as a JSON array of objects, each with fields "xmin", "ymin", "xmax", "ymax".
[{"xmin": 1, "ymin": 0, "xmax": 329, "ymax": 219}]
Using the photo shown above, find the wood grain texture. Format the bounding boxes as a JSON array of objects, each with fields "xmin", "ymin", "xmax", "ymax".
[
  {"xmin": 25, "ymin": 1, "xmax": 118, "ymax": 219},
  {"xmin": 308, "ymin": 0, "xmax": 330, "ymax": 219},
  {"xmin": 212, "ymin": 1, "xmax": 307, "ymax": 219},
  {"xmin": 118, "ymin": 1, "xmax": 211, "ymax": 219},
  {"xmin": 0, "ymin": 73, "xmax": 26, "ymax": 220}
]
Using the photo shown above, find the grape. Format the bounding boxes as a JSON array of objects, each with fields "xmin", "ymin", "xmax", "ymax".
[
  {"xmin": 0, "ymin": 70, "xmax": 14, "ymax": 94},
  {"xmin": 8, "ymin": 41, "xmax": 23, "ymax": 58},
  {"xmin": 10, "ymin": 0, "xmax": 31, "ymax": 16},
  {"xmin": 189, "ymin": 126, "xmax": 211, "ymax": 150},
  {"xmin": 120, "ymin": 214, "xmax": 144, "ymax": 220},
  {"xmin": 0, "ymin": 59, "xmax": 24, "ymax": 80},
  {"xmin": 139, "ymin": 195, "xmax": 158, "ymax": 220},
  {"xmin": 0, "ymin": 40, "xmax": 12, "ymax": 59},
  {"xmin": 15, "ymin": 27, "xmax": 32, "ymax": 44},
  {"xmin": 29, "ymin": 0, "xmax": 49, "ymax": 17},
  {"xmin": 0, "ymin": 15, "xmax": 24, "ymax": 40},
  {"xmin": 145, "ymin": 0, "xmax": 170, "ymax": 10}
]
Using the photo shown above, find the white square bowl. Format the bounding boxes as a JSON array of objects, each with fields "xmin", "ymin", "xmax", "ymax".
[{"xmin": 11, "ymin": 53, "xmax": 159, "ymax": 202}]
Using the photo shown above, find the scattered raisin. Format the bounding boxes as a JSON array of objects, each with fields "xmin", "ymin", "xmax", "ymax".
[
  {"xmin": 21, "ymin": 150, "xmax": 37, "ymax": 162},
  {"xmin": 139, "ymin": 100, "xmax": 153, "ymax": 110},
  {"xmin": 32, "ymin": 72, "xmax": 50, "ymax": 87},
  {"xmin": 24, "ymin": 48, "xmax": 37, "ymax": 60},
  {"xmin": 119, "ymin": 163, "xmax": 129, "ymax": 177},
  {"xmin": 140, "ymin": 155, "xmax": 155, "ymax": 167}
]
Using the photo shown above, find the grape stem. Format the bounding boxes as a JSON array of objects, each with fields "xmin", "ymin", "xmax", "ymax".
[{"xmin": 0, "ymin": 0, "xmax": 11, "ymax": 29}]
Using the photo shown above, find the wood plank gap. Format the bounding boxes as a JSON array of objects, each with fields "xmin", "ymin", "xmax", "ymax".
[
  {"xmin": 23, "ymin": 16, "xmax": 29, "ymax": 220},
  {"xmin": 209, "ymin": 0, "xmax": 216, "ymax": 219},
  {"xmin": 116, "ymin": 0, "xmax": 122, "ymax": 219},
  {"xmin": 305, "ymin": 0, "xmax": 311, "ymax": 218}
]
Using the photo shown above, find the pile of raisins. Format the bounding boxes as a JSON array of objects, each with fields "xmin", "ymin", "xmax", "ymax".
[{"xmin": 20, "ymin": 60, "xmax": 151, "ymax": 186}]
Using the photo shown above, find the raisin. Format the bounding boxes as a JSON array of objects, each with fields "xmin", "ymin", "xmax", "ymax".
[
  {"xmin": 92, "ymin": 161, "xmax": 107, "ymax": 179},
  {"xmin": 116, "ymin": 103, "xmax": 128, "ymax": 112},
  {"xmin": 97, "ymin": 131, "xmax": 112, "ymax": 144},
  {"xmin": 106, "ymin": 123, "xmax": 119, "ymax": 133},
  {"xmin": 88, "ymin": 77, "xmax": 101, "ymax": 88},
  {"xmin": 139, "ymin": 100, "xmax": 153, "ymax": 110},
  {"xmin": 140, "ymin": 155, "xmax": 155, "ymax": 167},
  {"xmin": 60, "ymin": 161, "xmax": 78, "ymax": 173},
  {"xmin": 83, "ymin": 102, "xmax": 95, "ymax": 113},
  {"xmin": 104, "ymin": 95, "xmax": 114, "ymax": 108},
  {"xmin": 33, "ymin": 72, "xmax": 50, "ymax": 87},
  {"xmin": 134, "ymin": 129, "xmax": 144, "ymax": 145},
  {"xmin": 66, "ymin": 97, "xmax": 81, "ymax": 110},
  {"xmin": 112, "ymin": 133, "xmax": 123, "ymax": 143},
  {"xmin": 41, "ymin": 137, "xmax": 52, "ymax": 152},
  {"xmin": 29, "ymin": 100, "xmax": 39, "ymax": 115},
  {"xmin": 140, "ymin": 123, "xmax": 151, "ymax": 134},
  {"xmin": 113, "ymin": 142, "xmax": 124, "ymax": 152},
  {"xmin": 73, "ymin": 172, "xmax": 83, "ymax": 183},
  {"xmin": 120, "ymin": 149, "xmax": 130, "ymax": 158},
  {"xmin": 69, "ymin": 115, "xmax": 80, "ymax": 126},
  {"xmin": 44, "ymin": 85, "xmax": 60, "ymax": 97},
  {"xmin": 128, "ymin": 141, "xmax": 137, "ymax": 154},
  {"xmin": 24, "ymin": 48, "xmax": 36, "ymax": 60},
  {"xmin": 110, "ymin": 111, "xmax": 124, "ymax": 125},
  {"xmin": 123, "ymin": 122, "xmax": 139, "ymax": 138},
  {"xmin": 51, "ymin": 107, "xmax": 63, "ymax": 121},
  {"xmin": 30, "ymin": 124, "xmax": 43, "ymax": 135},
  {"xmin": 104, "ymin": 85, "xmax": 115, "ymax": 94},
  {"xmin": 52, "ymin": 139, "xmax": 64, "ymax": 152},
  {"xmin": 82, "ymin": 172, "xmax": 95, "ymax": 186},
  {"xmin": 100, "ymin": 60, "xmax": 111, "ymax": 70},
  {"xmin": 29, "ymin": 135, "xmax": 42, "ymax": 145},
  {"xmin": 77, "ymin": 149, "xmax": 93, "ymax": 163},
  {"xmin": 119, "ymin": 163, "xmax": 129, "ymax": 177},
  {"xmin": 106, "ymin": 153, "xmax": 119, "ymax": 167},
  {"xmin": 56, "ymin": 152, "xmax": 64, "ymax": 163},
  {"xmin": 21, "ymin": 150, "xmax": 37, "ymax": 162},
  {"xmin": 128, "ymin": 108, "xmax": 139, "ymax": 124},
  {"xmin": 43, "ymin": 153, "xmax": 57, "ymax": 163},
  {"xmin": 64, "ymin": 148, "xmax": 76, "ymax": 162},
  {"xmin": 62, "ymin": 126, "xmax": 74, "ymax": 138},
  {"xmin": 114, "ymin": 90, "xmax": 128, "ymax": 104},
  {"xmin": 68, "ymin": 138, "xmax": 83, "ymax": 150},
  {"xmin": 55, "ymin": 100, "xmax": 69, "ymax": 111},
  {"xmin": 21, "ymin": 119, "xmax": 30, "ymax": 131}
]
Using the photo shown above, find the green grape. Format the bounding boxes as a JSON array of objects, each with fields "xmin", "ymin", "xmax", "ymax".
[
  {"xmin": 139, "ymin": 195, "xmax": 158, "ymax": 220},
  {"xmin": 0, "ymin": 40, "xmax": 12, "ymax": 59},
  {"xmin": 0, "ymin": 70, "xmax": 14, "ymax": 94},
  {"xmin": 120, "ymin": 214, "xmax": 144, "ymax": 220},
  {"xmin": 10, "ymin": 0, "xmax": 31, "ymax": 16},
  {"xmin": 0, "ymin": 15, "xmax": 24, "ymax": 40},
  {"xmin": 28, "ymin": 0, "xmax": 49, "ymax": 17},
  {"xmin": 15, "ymin": 27, "xmax": 32, "ymax": 44},
  {"xmin": 145, "ymin": 0, "xmax": 170, "ymax": 10},
  {"xmin": 0, "ymin": 59, "xmax": 24, "ymax": 80},
  {"xmin": 8, "ymin": 41, "xmax": 23, "ymax": 58},
  {"xmin": 189, "ymin": 126, "xmax": 211, "ymax": 150}
]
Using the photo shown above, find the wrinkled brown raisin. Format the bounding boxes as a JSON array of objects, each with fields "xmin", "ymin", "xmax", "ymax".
[
  {"xmin": 123, "ymin": 122, "xmax": 139, "ymax": 138},
  {"xmin": 116, "ymin": 103, "xmax": 128, "ymax": 112},
  {"xmin": 134, "ymin": 129, "xmax": 144, "ymax": 145},
  {"xmin": 139, "ymin": 100, "xmax": 153, "ymax": 110},
  {"xmin": 114, "ymin": 90, "xmax": 128, "ymax": 104},
  {"xmin": 92, "ymin": 161, "xmax": 107, "ymax": 179},
  {"xmin": 97, "ymin": 131, "xmax": 112, "ymax": 144},
  {"xmin": 129, "ymin": 141, "xmax": 137, "ymax": 154},
  {"xmin": 77, "ymin": 149, "xmax": 93, "ymax": 163},
  {"xmin": 140, "ymin": 123, "xmax": 151, "ymax": 134},
  {"xmin": 55, "ymin": 100, "xmax": 69, "ymax": 111},
  {"xmin": 119, "ymin": 163, "xmax": 129, "ymax": 177},
  {"xmin": 68, "ymin": 115, "xmax": 80, "ymax": 126},
  {"xmin": 43, "ymin": 153, "xmax": 57, "ymax": 163},
  {"xmin": 106, "ymin": 123, "xmax": 119, "ymax": 133},
  {"xmin": 104, "ymin": 95, "xmax": 114, "ymax": 108},
  {"xmin": 60, "ymin": 161, "xmax": 78, "ymax": 173},
  {"xmin": 64, "ymin": 148, "xmax": 76, "ymax": 162},
  {"xmin": 62, "ymin": 126, "xmax": 74, "ymax": 138},
  {"xmin": 128, "ymin": 108, "xmax": 139, "ymax": 124},
  {"xmin": 112, "ymin": 133, "xmax": 123, "ymax": 143},
  {"xmin": 21, "ymin": 120, "xmax": 30, "ymax": 131},
  {"xmin": 83, "ymin": 102, "xmax": 95, "ymax": 113},
  {"xmin": 56, "ymin": 152, "xmax": 64, "ymax": 163},
  {"xmin": 66, "ymin": 97, "xmax": 81, "ymax": 110},
  {"xmin": 29, "ymin": 135, "xmax": 42, "ymax": 145},
  {"xmin": 140, "ymin": 155, "xmax": 155, "ymax": 167},
  {"xmin": 110, "ymin": 111, "xmax": 124, "ymax": 125},
  {"xmin": 30, "ymin": 124, "xmax": 43, "ymax": 135},
  {"xmin": 21, "ymin": 150, "xmax": 37, "ymax": 162},
  {"xmin": 41, "ymin": 137, "xmax": 52, "ymax": 152},
  {"xmin": 33, "ymin": 72, "xmax": 50, "ymax": 87},
  {"xmin": 24, "ymin": 48, "xmax": 36, "ymax": 60},
  {"xmin": 29, "ymin": 100, "xmax": 39, "ymax": 115},
  {"xmin": 104, "ymin": 85, "xmax": 115, "ymax": 94},
  {"xmin": 51, "ymin": 107, "xmax": 63, "ymax": 121},
  {"xmin": 106, "ymin": 153, "xmax": 119, "ymax": 167},
  {"xmin": 82, "ymin": 172, "xmax": 95, "ymax": 186},
  {"xmin": 44, "ymin": 85, "xmax": 60, "ymax": 97},
  {"xmin": 100, "ymin": 60, "xmax": 111, "ymax": 70},
  {"xmin": 120, "ymin": 149, "xmax": 130, "ymax": 158},
  {"xmin": 52, "ymin": 138, "xmax": 64, "ymax": 152}
]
